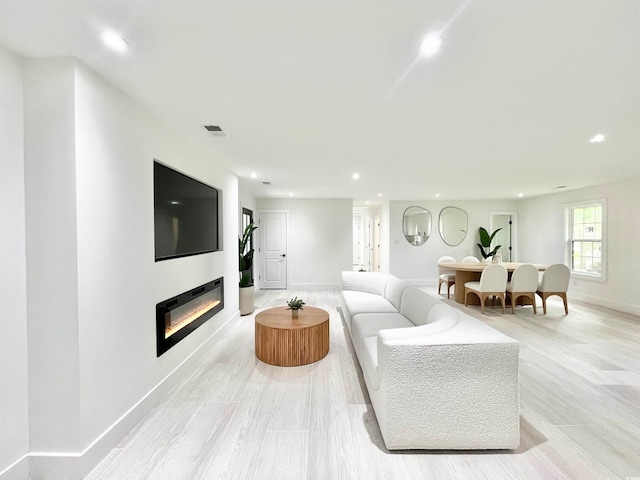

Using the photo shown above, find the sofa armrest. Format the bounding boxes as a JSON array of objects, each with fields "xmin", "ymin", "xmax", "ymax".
[
  {"xmin": 377, "ymin": 317, "xmax": 458, "ymax": 344},
  {"xmin": 374, "ymin": 316, "xmax": 520, "ymax": 449},
  {"xmin": 377, "ymin": 314, "xmax": 518, "ymax": 371}
]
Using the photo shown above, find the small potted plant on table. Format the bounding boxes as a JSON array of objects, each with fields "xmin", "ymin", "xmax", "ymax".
[{"xmin": 287, "ymin": 297, "xmax": 305, "ymax": 318}]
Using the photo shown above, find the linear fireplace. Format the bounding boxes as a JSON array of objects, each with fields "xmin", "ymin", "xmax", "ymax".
[{"xmin": 156, "ymin": 277, "xmax": 224, "ymax": 356}]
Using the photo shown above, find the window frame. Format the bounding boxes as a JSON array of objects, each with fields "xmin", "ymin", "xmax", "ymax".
[{"xmin": 565, "ymin": 199, "xmax": 607, "ymax": 282}]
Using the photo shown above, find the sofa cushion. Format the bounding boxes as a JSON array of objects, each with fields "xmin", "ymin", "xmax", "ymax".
[
  {"xmin": 399, "ymin": 287, "xmax": 442, "ymax": 326},
  {"xmin": 384, "ymin": 277, "xmax": 408, "ymax": 311},
  {"xmin": 379, "ymin": 306, "xmax": 460, "ymax": 344},
  {"xmin": 351, "ymin": 312, "xmax": 415, "ymax": 341},
  {"xmin": 360, "ymin": 335, "xmax": 381, "ymax": 390},
  {"xmin": 341, "ymin": 291, "xmax": 398, "ymax": 332}
]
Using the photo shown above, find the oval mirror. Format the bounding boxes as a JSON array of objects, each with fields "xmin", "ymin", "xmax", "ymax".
[
  {"xmin": 438, "ymin": 206, "xmax": 468, "ymax": 246},
  {"xmin": 403, "ymin": 206, "xmax": 432, "ymax": 246}
]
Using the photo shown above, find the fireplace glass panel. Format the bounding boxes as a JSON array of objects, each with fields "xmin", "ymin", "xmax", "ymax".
[
  {"xmin": 156, "ymin": 277, "xmax": 224, "ymax": 356},
  {"xmin": 165, "ymin": 289, "xmax": 222, "ymax": 339}
]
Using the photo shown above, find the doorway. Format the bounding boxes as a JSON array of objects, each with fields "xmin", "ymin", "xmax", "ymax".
[
  {"xmin": 373, "ymin": 215, "xmax": 381, "ymax": 272},
  {"xmin": 490, "ymin": 211, "xmax": 518, "ymax": 262},
  {"xmin": 258, "ymin": 211, "xmax": 288, "ymax": 289},
  {"xmin": 353, "ymin": 214, "xmax": 364, "ymax": 270},
  {"xmin": 352, "ymin": 207, "xmax": 382, "ymax": 272}
]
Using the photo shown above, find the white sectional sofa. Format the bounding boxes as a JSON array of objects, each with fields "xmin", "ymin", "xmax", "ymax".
[{"xmin": 340, "ymin": 271, "xmax": 520, "ymax": 451}]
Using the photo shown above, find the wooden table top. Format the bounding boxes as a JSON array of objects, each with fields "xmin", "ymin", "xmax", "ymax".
[
  {"xmin": 255, "ymin": 306, "xmax": 329, "ymax": 330},
  {"xmin": 439, "ymin": 262, "xmax": 547, "ymax": 272}
]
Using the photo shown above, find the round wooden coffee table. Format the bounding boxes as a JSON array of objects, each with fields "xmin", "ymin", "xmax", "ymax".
[{"xmin": 255, "ymin": 306, "xmax": 329, "ymax": 366}]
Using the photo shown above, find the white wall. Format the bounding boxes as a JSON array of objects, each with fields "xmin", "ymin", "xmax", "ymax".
[
  {"xmin": 0, "ymin": 46, "xmax": 30, "ymax": 479},
  {"xmin": 23, "ymin": 58, "xmax": 83, "ymax": 455},
  {"xmin": 239, "ymin": 179, "xmax": 257, "ymax": 217},
  {"xmin": 239, "ymin": 180, "xmax": 257, "ymax": 233},
  {"xmin": 519, "ymin": 177, "xmax": 640, "ymax": 315},
  {"xmin": 388, "ymin": 200, "xmax": 518, "ymax": 283},
  {"xmin": 20, "ymin": 57, "xmax": 240, "ymax": 478},
  {"xmin": 74, "ymin": 63, "xmax": 239, "ymax": 446},
  {"xmin": 256, "ymin": 198, "xmax": 352, "ymax": 288}
]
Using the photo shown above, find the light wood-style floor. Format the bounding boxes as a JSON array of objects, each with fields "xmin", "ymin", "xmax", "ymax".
[{"xmin": 86, "ymin": 287, "xmax": 640, "ymax": 480}]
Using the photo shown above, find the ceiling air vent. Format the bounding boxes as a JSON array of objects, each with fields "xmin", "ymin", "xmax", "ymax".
[
  {"xmin": 204, "ymin": 125, "xmax": 228, "ymax": 137},
  {"xmin": 262, "ymin": 182, "xmax": 271, "ymax": 185}
]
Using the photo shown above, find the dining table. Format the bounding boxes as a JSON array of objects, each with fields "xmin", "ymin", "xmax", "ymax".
[{"xmin": 438, "ymin": 262, "xmax": 547, "ymax": 305}]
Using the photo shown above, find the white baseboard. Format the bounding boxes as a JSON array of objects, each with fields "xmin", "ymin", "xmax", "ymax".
[
  {"xmin": 402, "ymin": 279, "xmax": 438, "ymax": 287},
  {"xmin": 287, "ymin": 282, "xmax": 341, "ymax": 290},
  {"xmin": 569, "ymin": 292, "xmax": 640, "ymax": 317},
  {"xmin": 3, "ymin": 311, "xmax": 240, "ymax": 480},
  {"xmin": 0, "ymin": 455, "xmax": 29, "ymax": 480}
]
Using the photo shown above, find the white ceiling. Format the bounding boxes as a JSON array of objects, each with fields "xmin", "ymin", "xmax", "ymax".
[{"xmin": 2, "ymin": 0, "xmax": 639, "ymax": 202}]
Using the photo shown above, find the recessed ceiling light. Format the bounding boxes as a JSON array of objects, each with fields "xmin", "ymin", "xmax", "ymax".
[
  {"xmin": 250, "ymin": 172, "xmax": 257, "ymax": 179},
  {"xmin": 378, "ymin": 193, "xmax": 383, "ymax": 197},
  {"xmin": 289, "ymin": 192, "xmax": 294, "ymax": 197},
  {"xmin": 420, "ymin": 34, "xmax": 444, "ymax": 57},
  {"xmin": 435, "ymin": 193, "xmax": 440, "ymax": 198},
  {"xmin": 518, "ymin": 193, "xmax": 524, "ymax": 197},
  {"xmin": 590, "ymin": 134, "xmax": 605, "ymax": 143},
  {"xmin": 352, "ymin": 173, "xmax": 360, "ymax": 180},
  {"xmin": 99, "ymin": 31, "xmax": 128, "ymax": 52}
]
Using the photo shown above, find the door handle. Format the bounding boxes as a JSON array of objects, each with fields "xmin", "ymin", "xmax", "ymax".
[{"xmin": 280, "ymin": 254, "xmax": 286, "ymax": 257}]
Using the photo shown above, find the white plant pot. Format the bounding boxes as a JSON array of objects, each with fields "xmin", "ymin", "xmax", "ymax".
[{"xmin": 239, "ymin": 285, "xmax": 255, "ymax": 316}]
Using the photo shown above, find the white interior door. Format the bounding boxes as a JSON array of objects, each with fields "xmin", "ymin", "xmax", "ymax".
[
  {"xmin": 259, "ymin": 212, "xmax": 288, "ymax": 289},
  {"xmin": 353, "ymin": 214, "xmax": 363, "ymax": 268},
  {"xmin": 373, "ymin": 215, "xmax": 381, "ymax": 272},
  {"xmin": 490, "ymin": 211, "xmax": 518, "ymax": 262},
  {"xmin": 367, "ymin": 216, "xmax": 373, "ymax": 271}
]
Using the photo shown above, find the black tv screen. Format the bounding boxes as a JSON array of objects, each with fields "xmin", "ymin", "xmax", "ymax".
[{"xmin": 154, "ymin": 161, "xmax": 220, "ymax": 261}]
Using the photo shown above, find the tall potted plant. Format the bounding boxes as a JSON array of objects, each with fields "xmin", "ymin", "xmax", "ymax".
[
  {"xmin": 477, "ymin": 227, "xmax": 502, "ymax": 260},
  {"xmin": 239, "ymin": 223, "xmax": 258, "ymax": 315}
]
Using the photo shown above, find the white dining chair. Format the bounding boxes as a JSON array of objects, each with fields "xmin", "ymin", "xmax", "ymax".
[
  {"xmin": 461, "ymin": 256, "xmax": 480, "ymax": 263},
  {"xmin": 506, "ymin": 263, "xmax": 538, "ymax": 314},
  {"xmin": 464, "ymin": 263, "xmax": 508, "ymax": 314},
  {"xmin": 536, "ymin": 264, "xmax": 570, "ymax": 314},
  {"xmin": 437, "ymin": 255, "xmax": 456, "ymax": 299}
]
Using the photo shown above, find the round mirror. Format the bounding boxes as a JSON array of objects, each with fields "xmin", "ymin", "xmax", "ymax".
[
  {"xmin": 403, "ymin": 206, "xmax": 432, "ymax": 246},
  {"xmin": 438, "ymin": 206, "xmax": 468, "ymax": 246}
]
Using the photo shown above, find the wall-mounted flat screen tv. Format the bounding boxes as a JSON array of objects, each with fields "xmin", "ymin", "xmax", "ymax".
[{"xmin": 154, "ymin": 161, "xmax": 221, "ymax": 261}]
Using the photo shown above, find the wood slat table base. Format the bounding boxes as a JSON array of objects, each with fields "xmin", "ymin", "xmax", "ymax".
[{"xmin": 255, "ymin": 306, "xmax": 329, "ymax": 366}]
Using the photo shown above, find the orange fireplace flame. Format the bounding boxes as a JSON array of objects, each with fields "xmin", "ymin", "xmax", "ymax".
[{"xmin": 165, "ymin": 300, "xmax": 221, "ymax": 338}]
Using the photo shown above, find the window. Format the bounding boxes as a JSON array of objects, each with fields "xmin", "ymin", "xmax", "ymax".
[{"xmin": 567, "ymin": 201, "xmax": 606, "ymax": 279}]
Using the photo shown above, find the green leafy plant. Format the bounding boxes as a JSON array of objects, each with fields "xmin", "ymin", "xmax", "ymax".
[
  {"xmin": 239, "ymin": 223, "xmax": 258, "ymax": 287},
  {"xmin": 477, "ymin": 227, "xmax": 502, "ymax": 259},
  {"xmin": 286, "ymin": 296, "xmax": 305, "ymax": 311}
]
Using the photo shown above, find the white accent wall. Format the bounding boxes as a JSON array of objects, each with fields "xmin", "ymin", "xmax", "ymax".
[
  {"xmin": 256, "ymin": 198, "xmax": 352, "ymax": 288},
  {"xmin": 519, "ymin": 177, "xmax": 640, "ymax": 315},
  {"xmin": 0, "ymin": 46, "xmax": 30, "ymax": 479},
  {"xmin": 388, "ymin": 200, "xmax": 518, "ymax": 283},
  {"xmin": 3, "ymin": 54, "xmax": 240, "ymax": 478}
]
